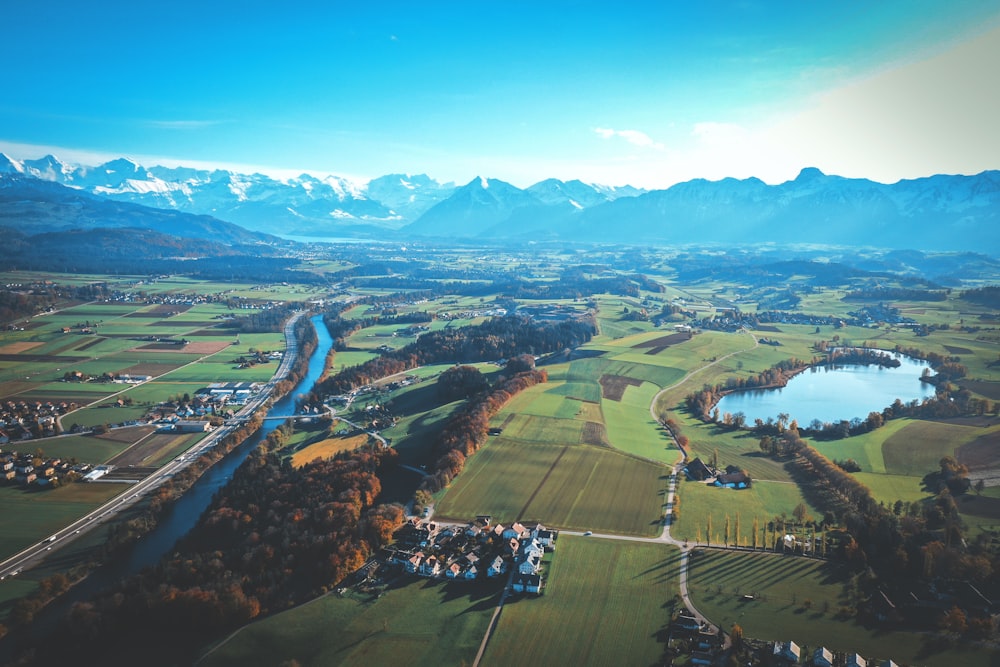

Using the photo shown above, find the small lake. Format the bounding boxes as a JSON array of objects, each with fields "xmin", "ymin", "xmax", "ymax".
[{"xmin": 714, "ymin": 352, "xmax": 936, "ymax": 425}]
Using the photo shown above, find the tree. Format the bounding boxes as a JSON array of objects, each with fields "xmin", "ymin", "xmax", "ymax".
[
  {"xmin": 940, "ymin": 606, "xmax": 967, "ymax": 636},
  {"xmin": 793, "ymin": 502, "xmax": 810, "ymax": 524},
  {"xmin": 730, "ymin": 623, "xmax": 744, "ymax": 650},
  {"xmin": 504, "ymin": 353, "xmax": 536, "ymax": 375}
]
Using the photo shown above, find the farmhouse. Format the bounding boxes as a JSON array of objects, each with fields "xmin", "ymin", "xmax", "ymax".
[
  {"xmin": 684, "ymin": 457, "xmax": 713, "ymax": 481},
  {"xmin": 713, "ymin": 471, "xmax": 751, "ymax": 489}
]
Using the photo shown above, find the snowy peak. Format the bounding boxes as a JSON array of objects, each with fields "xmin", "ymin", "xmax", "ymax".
[
  {"xmin": 0, "ymin": 153, "xmax": 24, "ymax": 174},
  {"xmin": 526, "ymin": 178, "xmax": 643, "ymax": 208},
  {"xmin": 22, "ymin": 154, "xmax": 74, "ymax": 182}
]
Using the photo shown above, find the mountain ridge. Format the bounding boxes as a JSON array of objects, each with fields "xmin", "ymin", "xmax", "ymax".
[{"xmin": 1, "ymin": 153, "xmax": 997, "ymax": 252}]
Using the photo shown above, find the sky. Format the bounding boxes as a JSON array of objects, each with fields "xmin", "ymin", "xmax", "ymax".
[{"xmin": 2, "ymin": 1, "xmax": 998, "ymax": 189}]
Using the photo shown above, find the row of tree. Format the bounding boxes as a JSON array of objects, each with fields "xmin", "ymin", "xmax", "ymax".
[
  {"xmin": 317, "ymin": 314, "xmax": 594, "ymax": 397},
  {"xmin": 419, "ymin": 365, "xmax": 549, "ymax": 495}
]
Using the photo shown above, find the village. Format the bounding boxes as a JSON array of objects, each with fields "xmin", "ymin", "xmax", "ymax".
[{"xmin": 366, "ymin": 516, "xmax": 558, "ymax": 596}]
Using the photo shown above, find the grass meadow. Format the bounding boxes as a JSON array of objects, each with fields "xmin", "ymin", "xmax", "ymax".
[
  {"xmin": 0, "ymin": 482, "xmax": 123, "ymax": 561},
  {"xmin": 484, "ymin": 537, "xmax": 680, "ymax": 667},
  {"xmin": 687, "ymin": 549, "xmax": 998, "ymax": 667},
  {"xmin": 200, "ymin": 575, "xmax": 501, "ymax": 667},
  {"xmin": 671, "ymin": 478, "xmax": 819, "ymax": 545},
  {"xmin": 435, "ymin": 437, "xmax": 667, "ymax": 536}
]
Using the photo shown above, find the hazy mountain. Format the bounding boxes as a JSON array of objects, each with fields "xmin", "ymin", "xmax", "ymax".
[
  {"xmin": 526, "ymin": 178, "xmax": 644, "ymax": 208},
  {"xmin": 0, "ymin": 174, "xmax": 279, "ymax": 247},
  {"xmin": 365, "ymin": 173, "xmax": 457, "ymax": 221},
  {"xmin": 556, "ymin": 168, "xmax": 1000, "ymax": 252},
  {"xmin": 2, "ymin": 153, "xmax": 997, "ymax": 252},
  {"xmin": 403, "ymin": 177, "xmax": 548, "ymax": 237}
]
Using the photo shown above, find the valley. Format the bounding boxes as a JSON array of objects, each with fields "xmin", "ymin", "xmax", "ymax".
[{"xmin": 0, "ymin": 237, "xmax": 996, "ymax": 666}]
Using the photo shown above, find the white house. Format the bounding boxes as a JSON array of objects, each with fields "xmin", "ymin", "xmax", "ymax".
[{"xmin": 813, "ymin": 647, "xmax": 834, "ymax": 667}]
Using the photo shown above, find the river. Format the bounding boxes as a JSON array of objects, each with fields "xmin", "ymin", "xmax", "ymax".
[
  {"xmin": 124, "ymin": 313, "xmax": 332, "ymax": 573},
  {"xmin": 0, "ymin": 314, "xmax": 332, "ymax": 658},
  {"xmin": 714, "ymin": 351, "xmax": 936, "ymax": 425}
]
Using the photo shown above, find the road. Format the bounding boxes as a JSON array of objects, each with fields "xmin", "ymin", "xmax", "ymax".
[{"xmin": 0, "ymin": 311, "xmax": 307, "ymax": 581}]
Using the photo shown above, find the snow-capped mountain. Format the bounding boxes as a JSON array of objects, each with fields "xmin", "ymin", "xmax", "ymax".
[
  {"xmin": 403, "ymin": 176, "xmax": 549, "ymax": 237},
  {"xmin": 563, "ymin": 167, "xmax": 1000, "ymax": 251},
  {"xmin": 0, "ymin": 154, "xmax": 454, "ymax": 236},
  {"xmin": 2, "ymin": 152, "xmax": 997, "ymax": 252}
]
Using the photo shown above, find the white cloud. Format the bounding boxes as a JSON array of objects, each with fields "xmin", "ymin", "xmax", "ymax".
[{"xmin": 594, "ymin": 127, "xmax": 665, "ymax": 150}]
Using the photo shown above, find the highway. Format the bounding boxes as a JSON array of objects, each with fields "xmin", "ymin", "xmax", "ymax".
[{"xmin": 0, "ymin": 310, "xmax": 307, "ymax": 581}]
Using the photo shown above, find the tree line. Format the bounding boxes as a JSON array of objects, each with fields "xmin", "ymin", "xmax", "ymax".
[
  {"xmin": 317, "ymin": 314, "xmax": 594, "ymax": 397},
  {"xmin": 419, "ymin": 364, "xmax": 549, "ymax": 495}
]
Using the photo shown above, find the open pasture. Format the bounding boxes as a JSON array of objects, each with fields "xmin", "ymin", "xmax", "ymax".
[
  {"xmin": 882, "ymin": 419, "xmax": 986, "ymax": 477},
  {"xmin": 435, "ymin": 438, "xmax": 667, "ymax": 536},
  {"xmin": 291, "ymin": 432, "xmax": 370, "ymax": 467},
  {"xmin": 200, "ymin": 574, "xmax": 499, "ymax": 667},
  {"xmin": 37, "ymin": 429, "xmax": 150, "ymax": 463},
  {"xmin": 687, "ymin": 549, "xmax": 994, "ymax": 667},
  {"xmin": 0, "ymin": 482, "xmax": 124, "ymax": 561},
  {"xmin": 601, "ymin": 381, "xmax": 676, "ymax": 461},
  {"xmin": 493, "ymin": 413, "xmax": 584, "ymax": 445},
  {"xmin": 485, "ymin": 537, "xmax": 680, "ymax": 667},
  {"xmin": 671, "ymin": 478, "xmax": 818, "ymax": 544},
  {"xmin": 105, "ymin": 430, "xmax": 201, "ymax": 468}
]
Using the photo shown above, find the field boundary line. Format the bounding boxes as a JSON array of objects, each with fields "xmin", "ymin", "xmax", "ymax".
[{"xmin": 516, "ymin": 446, "xmax": 568, "ymax": 521}]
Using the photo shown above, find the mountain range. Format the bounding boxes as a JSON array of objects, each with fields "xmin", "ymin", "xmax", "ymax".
[{"xmin": 1, "ymin": 153, "xmax": 998, "ymax": 252}]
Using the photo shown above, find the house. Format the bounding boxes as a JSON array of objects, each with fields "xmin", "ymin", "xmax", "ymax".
[
  {"xmin": 684, "ymin": 457, "xmax": 712, "ymax": 481},
  {"xmin": 446, "ymin": 563, "xmax": 462, "ymax": 579},
  {"xmin": 772, "ymin": 640, "xmax": 801, "ymax": 663},
  {"xmin": 511, "ymin": 573, "xmax": 542, "ymax": 594},
  {"xmin": 880, "ymin": 661, "xmax": 899, "ymax": 667},
  {"xmin": 845, "ymin": 654, "xmax": 867, "ymax": 667},
  {"xmin": 713, "ymin": 471, "xmax": 751, "ymax": 489},
  {"xmin": 405, "ymin": 551, "xmax": 424, "ymax": 574},
  {"xmin": 419, "ymin": 555, "xmax": 441, "ymax": 577},
  {"xmin": 531, "ymin": 524, "xmax": 557, "ymax": 549},
  {"xmin": 464, "ymin": 564, "xmax": 479, "ymax": 580},
  {"xmin": 488, "ymin": 556, "xmax": 507, "ymax": 577},
  {"xmin": 813, "ymin": 646, "xmax": 834, "ymax": 667},
  {"xmin": 502, "ymin": 522, "xmax": 526, "ymax": 540},
  {"xmin": 690, "ymin": 652, "xmax": 713, "ymax": 666}
]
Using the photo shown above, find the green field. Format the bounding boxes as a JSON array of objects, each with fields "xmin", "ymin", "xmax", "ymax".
[
  {"xmin": 0, "ymin": 483, "xmax": 124, "ymax": 560},
  {"xmin": 671, "ymin": 478, "xmax": 820, "ymax": 545},
  {"xmin": 484, "ymin": 537, "xmax": 680, "ymax": 667},
  {"xmin": 200, "ymin": 575, "xmax": 500, "ymax": 667},
  {"xmin": 687, "ymin": 549, "xmax": 997, "ymax": 667},
  {"xmin": 435, "ymin": 437, "xmax": 668, "ymax": 536}
]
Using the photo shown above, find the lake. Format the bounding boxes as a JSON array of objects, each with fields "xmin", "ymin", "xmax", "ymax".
[{"xmin": 714, "ymin": 352, "xmax": 936, "ymax": 425}]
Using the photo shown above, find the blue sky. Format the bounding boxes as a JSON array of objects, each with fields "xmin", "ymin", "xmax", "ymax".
[{"xmin": 2, "ymin": 1, "xmax": 998, "ymax": 188}]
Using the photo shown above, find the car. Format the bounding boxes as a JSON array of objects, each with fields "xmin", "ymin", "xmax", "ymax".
[{"xmin": 583, "ymin": 531, "xmax": 593, "ymax": 536}]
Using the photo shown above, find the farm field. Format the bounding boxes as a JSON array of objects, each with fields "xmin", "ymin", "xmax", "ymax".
[
  {"xmin": 484, "ymin": 537, "xmax": 680, "ymax": 667},
  {"xmin": 0, "ymin": 482, "xmax": 123, "ymax": 561},
  {"xmin": 290, "ymin": 432, "xmax": 370, "ymax": 467},
  {"xmin": 200, "ymin": 574, "xmax": 501, "ymax": 667},
  {"xmin": 434, "ymin": 436, "xmax": 667, "ymax": 536},
  {"xmin": 687, "ymin": 550, "xmax": 997, "ymax": 667}
]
